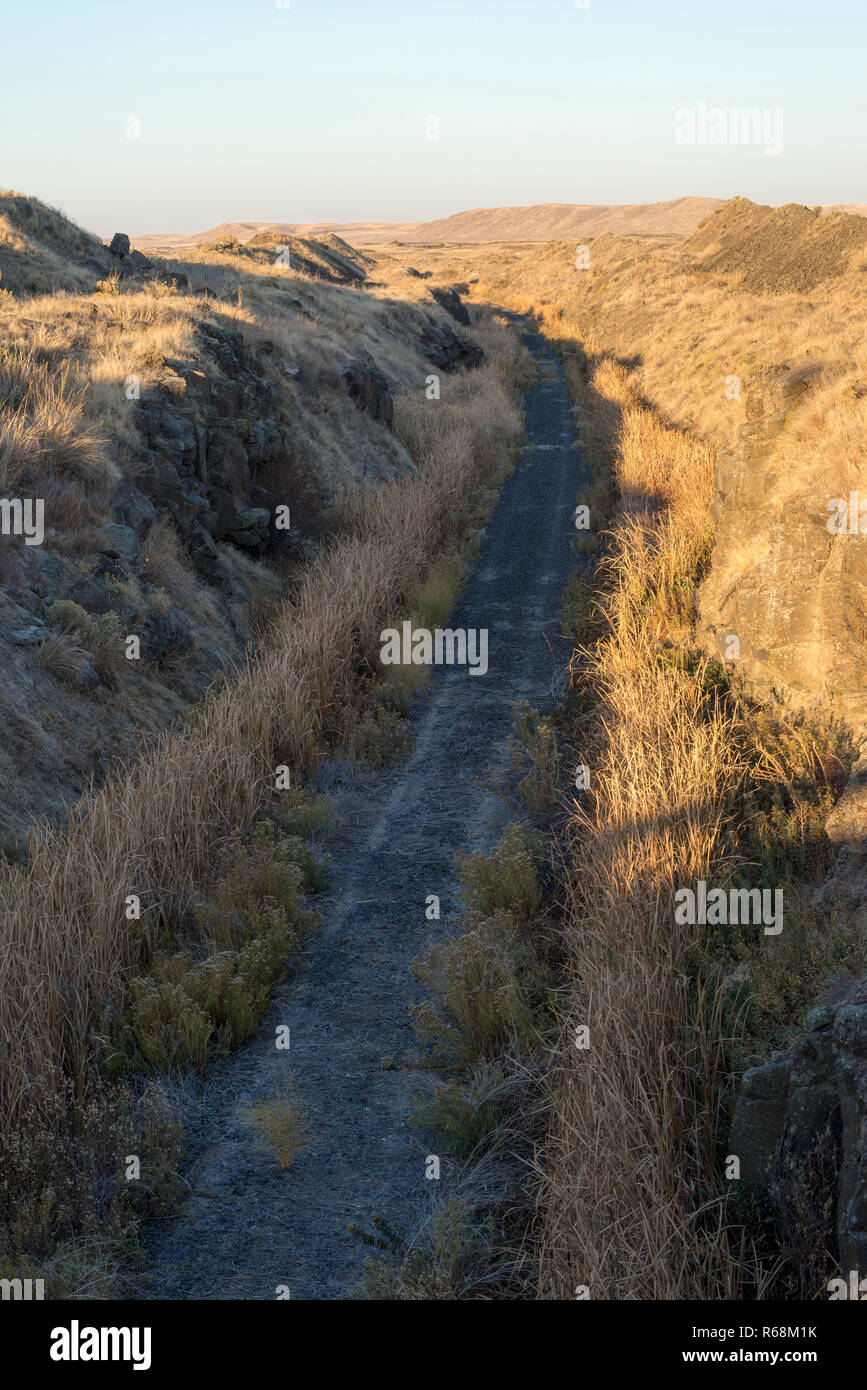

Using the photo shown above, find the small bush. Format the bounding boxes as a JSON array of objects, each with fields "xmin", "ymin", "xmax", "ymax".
[
  {"xmin": 411, "ymin": 912, "xmax": 536, "ymax": 1069},
  {"xmin": 359, "ymin": 1197, "xmax": 495, "ymax": 1300},
  {"xmin": 405, "ymin": 552, "xmax": 465, "ymax": 630},
  {"xmin": 245, "ymin": 1092, "xmax": 308, "ymax": 1170},
  {"xmin": 37, "ymin": 631, "xmax": 92, "ymax": 687},
  {"xmin": 129, "ymin": 973, "xmax": 213, "ymax": 1072},
  {"xmin": 456, "ymin": 823, "xmax": 542, "ymax": 919},
  {"xmin": 411, "ymin": 1063, "xmax": 507, "ymax": 1159},
  {"xmin": 377, "ymin": 660, "xmax": 430, "ymax": 715},
  {"xmin": 276, "ymin": 794, "xmax": 336, "ymax": 839},
  {"xmin": 125, "ymin": 824, "xmax": 315, "ymax": 1072},
  {"xmin": 45, "ymin": 599, "xmax": 124, "ymax": 685},
  {"xmin": 509, "ymin": 702, "xmax": 561, "ymax": 808},
  {"xmin": 340, "ymin": 705, "xmax": 412, "ymax": 767}
]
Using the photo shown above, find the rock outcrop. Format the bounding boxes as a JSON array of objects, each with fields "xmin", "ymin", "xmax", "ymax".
[
  {"xmin": 699, "ymin": 364, "xmax": 867, "ymax": 909},
  {"xmin": 730, "ymin": 982, "xmax": 867, "ymax": 1273},
  {"xmin": 341, "ymin": 358, "xmax": 394, "ymax": 427},
  {"xmin": 131, "ymin": 321, "xmax": 291, "ymax": 561},
  {"xmin": 699, "ymin": 364, "xmax": 867, "ymax": 737},
  {"xmin": 0, "ymin": 190, "xmax": 492, "ymax": 860},
  {"xmin": 701, "ymin": 364, "xmax": 867, "ymax": 1276},
  {"xmin": 419, "ymin": 313, "xmax": 485, "ymax": 373},
  {"xmin": 428, "ymin": 284, "xmax": 472, "ymax": 326}
]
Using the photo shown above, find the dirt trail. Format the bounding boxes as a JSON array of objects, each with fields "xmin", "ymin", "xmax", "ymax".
[{"xmin": 139, "ymin": 320, "xmax": 584, "ymax": 1300}]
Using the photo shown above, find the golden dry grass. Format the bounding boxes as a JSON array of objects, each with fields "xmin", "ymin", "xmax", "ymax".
[{"xmin": 535, "ymin": 354, "xmax": 751, "ymax": 1299}]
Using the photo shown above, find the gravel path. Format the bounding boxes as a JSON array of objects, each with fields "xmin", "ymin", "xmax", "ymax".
[{"xmin": 138, "ymin": 320, "xmax": 584, "ymax": 1300}]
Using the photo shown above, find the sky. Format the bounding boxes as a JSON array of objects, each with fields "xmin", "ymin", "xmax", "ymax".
[{"xmin": 1, "ymin": 0, "xmax": 865, "ymax": 237}]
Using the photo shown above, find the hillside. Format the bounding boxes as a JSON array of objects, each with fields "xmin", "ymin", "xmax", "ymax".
[
  {"xmin": 0, "ymin": 192, "xmax": 488, "ymax": 854},
  {"xmin": 685, "ymin": 195, "xmax": 867, "ymax": 292},
  {"xmin": 448, "ymin": 195, "xmax": 867, "ymax": 743},
  {"xmin": 398, "ymin": 196, "xmax": 725, "ymax": 243},
  {"xmin": 133, "ymin": 219, "xmax": 423, "ymax": 254},
  {"xmin": 6, "ymin": 185, "xmax": 867, "ymax": 1310},
  {"xmin": 133, "ymin": 197, "xmax": 726, "ymax": 253},
  {"xmin": 0, "ymin": 186, "xmax": 539, "ymax": 1305}
]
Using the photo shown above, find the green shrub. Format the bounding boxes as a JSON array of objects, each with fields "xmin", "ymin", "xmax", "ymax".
[
  {"xmin": 456, "ymin": 823, "xmax": 542, "ymax": 919},
  {"xmin": 510, "ymin": 701, "xmax": 561, "ymax": 808},
  {"xmin": 411, "ymin": 912, "xmax": 536, "ymax": 1068},
  {"xmin": 358, "ymin": 1197, "xmax": 495, "ymax": 1300},
  {"xmin": 411, "ymin": 1063, "xmax": 507, "ymax": 1159},
  {"xmin": 405, "ymin": 552, "xmax": 466, "ymax": 631},
  {"xmin": 125, "ymin": 824, "xmax": 316, "ymax": 1071},
  {"xmin": 45, "ymin": 600, "xmax": 124, "ymax": 685}
]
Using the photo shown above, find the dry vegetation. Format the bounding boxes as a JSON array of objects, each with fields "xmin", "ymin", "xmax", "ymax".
[
  {"xmin": 4, "ymin": 188, "xmax": 863, "ymax": 1299},
  {"xmin": 396, "ymin": 198, "xmax": 867, "ymax": 469},
  {"xmin": 492, "ymin": 341, "xmax": 853, "ymax": 1301},
  {"xmin": 537, "ymin": 357, "xmax": 745, "ymax": 1298},
  {"xmin": 370, "ymin": 201, "xmax": 867, "ymax": 1299},
  {"xmin": 0, "ymin": 189, "xmax": 513, "ymax": 852},
  {"xmin": 0, "ymin": 192, "xmax": 531, "ymax": 1289},
  {"xmin": 459, "ymin": 209, "xmax": 862, "ymax": 1299}
]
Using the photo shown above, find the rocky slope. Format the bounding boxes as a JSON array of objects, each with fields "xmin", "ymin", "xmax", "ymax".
[{"xmin": 0, "ymin": 193, "xmax": 486, "ymax": 855}]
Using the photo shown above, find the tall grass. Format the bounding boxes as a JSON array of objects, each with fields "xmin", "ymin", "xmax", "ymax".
[{"xmin": 538, "ymin": 350, "xmax": 750, "ymax": 1299}]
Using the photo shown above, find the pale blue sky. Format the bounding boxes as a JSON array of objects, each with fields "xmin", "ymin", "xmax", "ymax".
[{"xmin": 2, "ymin": 0, "xmax": 865, "ymax": 236}]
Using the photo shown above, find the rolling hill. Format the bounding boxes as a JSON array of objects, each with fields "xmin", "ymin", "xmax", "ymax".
[{"xmin": 132, "ymin": 197, "xmax": 728, "ymax": 252}]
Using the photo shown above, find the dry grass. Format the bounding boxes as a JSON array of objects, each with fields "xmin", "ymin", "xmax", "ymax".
[
  {"xmin": 244, "ymin": 1091, "xmax": 308, "ymax": 1170},
  {"xmin": 536, "ymin": 352, "xmax": 751, "ymax": 1300},
  {"xmin": 0, "ymin": 306, "xmax": 526, "ymax": 1275},
  {"xmin": 36, "ymin": 631, "xmax": 92, "ymax": 687},
  {"xmin": 469, "ymin": 237, "xmax": 867, "ymax": 500},
  {"xmin": 368, "ymin": 225, "xmax": 861, "ymax": 1300}
]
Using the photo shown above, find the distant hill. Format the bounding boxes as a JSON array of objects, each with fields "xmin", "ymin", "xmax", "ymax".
[
  {"xmin": 825, "ymin": 204, "xmax": 867, "ymax": 219},
  {"xmin": 397, "ymin": 197, "xmax": 726, "ymax": 243},
  {"xmin": 132, "ymin": 198, "xmax": 727, "ymax": 252},
  {"xmin": 133, "ymin": 219, "xmax": 423, "ymax": 253}
]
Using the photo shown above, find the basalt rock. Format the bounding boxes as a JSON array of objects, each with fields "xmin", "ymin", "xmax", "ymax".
[
  {"xmin": 428, "ymin": 285, "xmax": 472, "ymax": 326},
  {"xmin": 699, "ymin": 364, "xmax": 867, "ymax": 735},
  {"xmin": 698, "ymin": 363, "xmax": 867, "ymax": 909},
  {"xmin": 729, "ymin": 982, "xmax": 867, "ymax": 1273},
  {"xmin": 341, "ymin": 359, "xmax": 394, "ymax": 428},
  {"xmin": 131, "ymin": 321, "xmax": 292, "ymax": 557},
  {"xmin": 108, "ymin": 232, "xmax": 131, "ymax": 258},
  {"xmin": 419, "ymin": 314, "xmax": 485, "ymax": 373}
]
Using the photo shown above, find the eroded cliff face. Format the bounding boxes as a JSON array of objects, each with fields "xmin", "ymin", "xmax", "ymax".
[
  {"xmin": 699, "ymin": 364, "xmax": 867, "ymax": 740},
  {"xmin": 701, "ymin": 365, "xmax": 867, "ymax": 1278},
  {"xmin": 730, "ymin": 982, "xmax": 867, "ymax": 1279},
  {"xmin": 699, "ymin": 362, "xmax": 867, "ymax": 921}
]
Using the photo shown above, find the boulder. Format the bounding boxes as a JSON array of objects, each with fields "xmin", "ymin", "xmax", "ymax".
[
  {"xmin": 71, "ymin": 575, "xmax": 117, "ymax": 616},
  {"xmin": 108, "ymin": 232, "xmax": 131, "ymax": 258},
  {"xmin": 428, "ymin": 285, "xmax": 471, "ymax": 326},
  {"xmin": 7, "ymin": 623, "xmax": 45, "ymax": 647},
  {"xmin": 93, "ymin": 523, "xmax": 140, "ymax": 564},
  {"xmin": 227, "ymin": 507, "xmax": 270, "ymax": 551},
  {"xmin": 729, "ymin": 982, "xmax": 867, "ymax": 1272},
  {"xmin": 132, "ymin": 603, "xmax": 194, "ymax": 663},
  {"xmin": 420, "ymin": 316, "xmax": 485, "ymax": 373}
]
